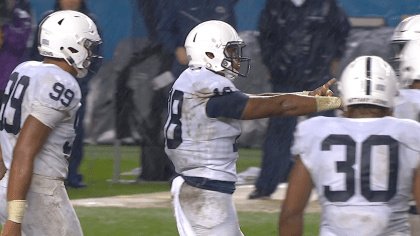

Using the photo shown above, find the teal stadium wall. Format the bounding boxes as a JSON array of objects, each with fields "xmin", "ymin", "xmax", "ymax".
[{"xmin": 29, "ymin": 0, "xmax": 420, "ymax": 61}]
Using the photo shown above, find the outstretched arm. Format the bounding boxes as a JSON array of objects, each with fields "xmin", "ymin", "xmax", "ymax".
[
  {"xmin": 249, "ymin": 78, "xmax": 337, "ymax": 97},
  {"xmin": 241, "ymin": 78, "xmax": 340, "ymax": 120},
  {"xmin": 279, "ymin": 156, "xmax": 313, "ymax": 236},
  {"xmin": 241, "ymin": 93, "xmax": 317, "ymax": 119}
]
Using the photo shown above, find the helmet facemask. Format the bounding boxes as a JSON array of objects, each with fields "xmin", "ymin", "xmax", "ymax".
[
  {"xmin": 60, "ymin": 38, "xmax": 102, "ymax": 78},
  {"xmin": 390, "ymin": 40, "xmax": 407, "ymax": 76},
  {"xmin": 220, "ymin": 41, "xmax": 250, "ymax": 80}
]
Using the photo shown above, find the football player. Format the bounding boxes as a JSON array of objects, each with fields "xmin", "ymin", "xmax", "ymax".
[
  {"xmin": 393, "ymin": 19, "xmax": 420, "ymax": 216},
  {"xmin": 0, "ymin": 10, "xmax": 101, "ymax": 236},
  {"xmin": 390, "ymin": 14, "xmax": 420, "ymax": 75},
  {"xmin": 165, "ymin": 20, "xmax": 342, "ymax": 236},
  {"xmin": 279, "ymin": 56, "xmax": 420, "ymax": 236}
]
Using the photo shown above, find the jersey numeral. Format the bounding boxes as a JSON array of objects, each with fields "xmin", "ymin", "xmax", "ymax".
[
  {"xmin": 49, "ymin": 82, "xmax": 74, "ymax": 107},
  {"xmin": 165, "ymin": 89, "xmax": 184, "ymax": 149},
  {"xmin": 322, "ymin": 134, "xmax": 399, "ymax": 203},
  {"xmin": 0, "ymin": 72, "xmax": 30, "ymax": 134}
]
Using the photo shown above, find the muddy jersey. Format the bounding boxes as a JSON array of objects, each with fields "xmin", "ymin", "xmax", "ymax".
[
  {"xmin": 164, "ymin": 67, "xmax": 242, "ymax": 182},
  {"xmin": 291, "ymin": 116, "xmax": 420, "ymax": 236},
  {"xmin": 0, "ymin": 61, "xmax": 81, "ymax": 179},
  {"xmin": 394, "ymin": 89, "xmax": 420, "ymax": 121}
]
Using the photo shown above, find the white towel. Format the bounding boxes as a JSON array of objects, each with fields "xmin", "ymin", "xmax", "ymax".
[{"xmin": 171, "ymin": 176, "xmax": 196, "ymax": 236}]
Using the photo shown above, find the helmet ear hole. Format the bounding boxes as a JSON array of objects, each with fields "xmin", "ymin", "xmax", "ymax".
[
  {"xmin": 68, "ymin": 47, "xmax": 78, "ymax": 53},
  {"xmin": 205, "ymin": 52, "xmax": 214, "ymax": 59}
]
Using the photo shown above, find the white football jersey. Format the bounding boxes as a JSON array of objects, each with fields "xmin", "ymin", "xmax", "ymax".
[
  {"xmin": 164, "ymin": 68, "xmax": 242, "ymax": 182},
  {"xmin": 291, "ymin": 116, "xmax": 420, "ymax": 236},
  {"xmin": 0, "ymin": 61, "xmax": 81, "ymax": 180},
  {"xmin": 394, "ymin": 89, "xmax": 420, "ymax": 121}
]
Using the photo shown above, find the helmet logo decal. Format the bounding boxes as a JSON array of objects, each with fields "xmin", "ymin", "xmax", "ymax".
[
  {"xmin": 42, "ymin": 39, "xmax": 49, "ymax": 46},
  {"xmin": 40, "ymin": 51, "xmax": 53, "ymax": 56}
]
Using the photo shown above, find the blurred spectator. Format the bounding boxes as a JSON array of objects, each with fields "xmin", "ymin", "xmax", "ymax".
[
  {"xmin": 115, "ymin": 0, "xmax": 176, "ymax": 182},
  {"xmin": 249, "ymin": 0, "xmax": 351, "ymax": 199},
  {"xmin": 29, "ymin": 0, "xmax": 103, "ymax": 189},
  {"xmin": 155, "ymin": 0, "xmax": 239, "ymax": 79},
  {"xmin": 116, "ymin": 0, "xmax": 173, "ymax": 144},
  {"xmin": 0, "ymin": 0, "xmax": 32, "ymax": 104}
]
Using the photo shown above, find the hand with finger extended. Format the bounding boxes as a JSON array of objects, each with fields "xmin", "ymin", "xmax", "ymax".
[
  {"xmin": 309, "ymin": 78, "xmax": 337, "ymax": 96},
  {"xmin": 1, "ymin": 221, "xmax": 22, "ymax": 236}
]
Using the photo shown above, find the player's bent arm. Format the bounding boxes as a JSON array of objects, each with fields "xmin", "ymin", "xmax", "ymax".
[
  {"xmin": 279, "ymin": 156, "xmax": 313, "ymax": 236},
  {"xmin": 413, "ymin": 164, "xmax": 420, "ymax": 215},
  {"xmin": 6, "ymin": 116, "xmax": 52, "ymax": 223}
]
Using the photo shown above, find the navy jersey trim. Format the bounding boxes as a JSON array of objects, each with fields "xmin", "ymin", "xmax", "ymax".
[{"xmin": 181, "ymin": 175, "xmax": 236, "ymax": 194}]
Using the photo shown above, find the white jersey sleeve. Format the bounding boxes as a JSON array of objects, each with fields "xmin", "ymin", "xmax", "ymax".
[
  {"xmin": 29, "ymin": 67, "xmax": 81, "ymax": 128},
  {"xmin": 292, "ymin": 116, "xmax": 420, "ymax": 236}
]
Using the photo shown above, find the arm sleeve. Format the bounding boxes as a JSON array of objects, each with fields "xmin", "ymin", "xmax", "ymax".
[{"xmin": 206, "ymin": 91, "xmax": 249, "ymax": 119}]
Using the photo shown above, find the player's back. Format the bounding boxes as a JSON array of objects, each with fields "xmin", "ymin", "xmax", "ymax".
[
  {"xmin": 394, "ymin": 89, "xmax": 420, "ymax": 121},
  {"xmin": 292, "ymin": 116, "xmax": 420, "ymax": 236},
  {"xmin": 0, "ymin": 61, "xmax": 81, "ymax": 180}
]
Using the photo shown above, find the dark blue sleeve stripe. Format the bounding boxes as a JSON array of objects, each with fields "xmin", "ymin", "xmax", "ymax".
[{"xmin": 206, "ymin": 91, "xmax": 250, "ymax": 119}]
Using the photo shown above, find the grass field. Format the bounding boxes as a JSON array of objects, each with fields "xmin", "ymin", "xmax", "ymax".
[
  {"xmin": 0, "ymin": 145, "xmax": 321, "ymax": 235},
  {"xmin": 74, "ymin": 207, "xmax": 320, "ymax": 236}
]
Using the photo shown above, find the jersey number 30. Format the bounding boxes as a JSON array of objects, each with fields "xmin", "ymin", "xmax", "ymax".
[{"xmin": 322, "ymin": 134, "xmax": 398, "ymax": 203}]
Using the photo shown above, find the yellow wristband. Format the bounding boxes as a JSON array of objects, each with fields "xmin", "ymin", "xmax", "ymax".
[
  {"xmin": 316, "ymin": 96, "xmax": 342, "ymax": 112},
  {"xmin": 7, "ymin": 200, "xmax": 27, "ymax": 223}
]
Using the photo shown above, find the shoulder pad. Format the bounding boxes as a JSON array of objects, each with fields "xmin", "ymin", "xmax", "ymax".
[{"xmin": 32, "ymin": 69, "xmax": 81, "ymax": 111}]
